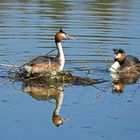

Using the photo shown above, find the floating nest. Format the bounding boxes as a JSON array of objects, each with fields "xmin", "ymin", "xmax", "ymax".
[
  {"xmin": 118, "ymin": 64, "xmax": 140, "ymax": 78},
  {"xmin": 17, "ymin": 71, "xmax": 108, "ymax": 86},
  {"xmin": 118, "ymin": 72, "xmax": 140, "ymax": 80}
]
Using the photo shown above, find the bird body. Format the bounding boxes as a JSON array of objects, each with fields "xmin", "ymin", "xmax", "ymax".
[
  {"xmin": 109, "ymin": 48, "xmax": 140, "ymax": 73},
  {"xmin": 19, "ymin": 29, "xmax": 74, "ymax": 77}
]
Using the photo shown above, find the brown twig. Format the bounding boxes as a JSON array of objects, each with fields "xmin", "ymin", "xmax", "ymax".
[{"xmin": 3, "ymin": 60, "xmax": 22, "ymax": 77}]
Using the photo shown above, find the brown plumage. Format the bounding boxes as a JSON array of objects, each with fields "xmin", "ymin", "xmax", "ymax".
[
  {"xmin": 110, "ymin": 48, "xmax": 140, "ymax": 73},
  {"xmin": 19, "ymin": 28, "xmax": 74, "ymax": 77}
]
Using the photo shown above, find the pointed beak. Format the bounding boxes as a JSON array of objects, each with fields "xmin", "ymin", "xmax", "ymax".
[{"xmin": 66, "ymin": 34, "xmax": 75, "ymax": 40}]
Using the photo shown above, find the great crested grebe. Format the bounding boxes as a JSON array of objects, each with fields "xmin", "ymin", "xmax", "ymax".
[
  {"xmin": 19, "ymin": 28, "xmax": 74, "ymax": 77},
  {"xmin": 109, "ymin": 48, "xmax": 140, "ymax": 73}
]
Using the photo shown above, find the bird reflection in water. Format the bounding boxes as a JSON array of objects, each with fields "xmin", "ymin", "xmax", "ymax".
[
  {"xmin": 110, "ymin": 73, "xmax": 140, "ymax": 93},
  {"xmin": 22, "ymin": 83, "xmax": 66, "ymax": 127}
]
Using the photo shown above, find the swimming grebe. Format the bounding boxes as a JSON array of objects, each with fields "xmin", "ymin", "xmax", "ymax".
[
  {"xmin": 109, "ymin": 48, "xmax": 140, "ymax": 73},
  {"xmin": 20, "ymin": 28, "xmax": 74, "ymax": 77}
]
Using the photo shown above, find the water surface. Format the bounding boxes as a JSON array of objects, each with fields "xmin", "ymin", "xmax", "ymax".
[{"xmin": 0, "ymin": 0, "xmax": 140, "ymax": 140}]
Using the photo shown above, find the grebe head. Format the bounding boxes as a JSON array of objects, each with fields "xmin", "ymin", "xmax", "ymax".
[
  {"xmin": 109, "ymin": 48, "xmax": 125, "ymax": 73},
  {"xmin": 113, "ymin": 48, "xmax": 126, "ymax": 62},
  {"xmin": 55, "ymin": 28, "xmax": 75, "ymax": 43},
  {"xmin": 52, "ymin": 114, "xmax": 65, "ymax": 127}
]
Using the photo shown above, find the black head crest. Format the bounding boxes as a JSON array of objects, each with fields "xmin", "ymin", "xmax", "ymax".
[
  {"xmin": 113, "ymin": 48, "xmax": 125, "ymax": 54},
  {"xmin": 59, "ymin": 28, "xmax": 65, "ymax": 33}
]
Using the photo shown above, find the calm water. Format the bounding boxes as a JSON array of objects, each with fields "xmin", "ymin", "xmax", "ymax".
[{"xmin": 0, "ymin": 0, "xmax": 140, "ymax": 140}]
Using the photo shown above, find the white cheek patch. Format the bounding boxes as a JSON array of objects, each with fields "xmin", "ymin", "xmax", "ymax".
[
  {"xmin": 115, "ymin": 53, "xmax": 121, "ymax": 59},
  {"xmin": 62, "ymin": 33, "xmax": 70, "ymax": 39},
  {"xmin": 62, "ymin": 33, "xmax": 66, "ymax": 38}
]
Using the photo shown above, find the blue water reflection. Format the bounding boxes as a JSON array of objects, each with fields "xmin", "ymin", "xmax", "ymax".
[{"xmin": 0, "ymin": 0, "xmax": 140, "ymax": 140}]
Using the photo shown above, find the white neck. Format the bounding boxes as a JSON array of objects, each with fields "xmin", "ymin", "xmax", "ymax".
[
  {"xmin": 109, "ymin": 61, "xmax": 121, "ymax": 73},
  {"xmin": 56, "ymin": 42, "xmax": 65, "ymax": 71},
  {"xmin": 54, "ymin": 91, "xmax": 64, "ymax": 115}
]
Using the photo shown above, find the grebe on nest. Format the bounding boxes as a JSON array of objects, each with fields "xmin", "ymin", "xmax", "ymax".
[
  {"xmin": 109, "ymin": 48, "xmax": 140, "ymax": 74},
  {"xmin": 19, "ymin": 28, "xmax": 74, "ymax": 77}
]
